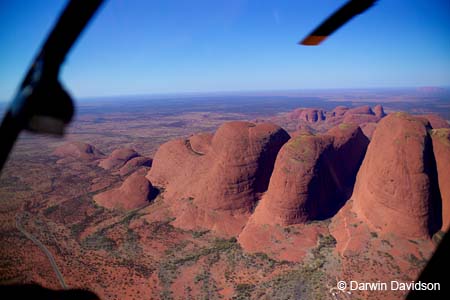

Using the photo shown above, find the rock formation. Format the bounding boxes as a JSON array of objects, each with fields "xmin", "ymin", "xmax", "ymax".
[
  {"xmin": 145, "ymin": 107, "xmax": 447, "ymax": 246},
  {"xmin": 53, "ymin": 141, "xmax": 104, "ymax": 160},
  {"xmin": 94, "ymin": 170, "xmax": 153, "ymax": 211},
  {"xmin": 288, "ymin": 108, "xmax": 326, "ymax": 123},
  {"xmin": 99, "ymin": 148, "xmax": 140, "ymax": 170},
  {"xmin": 419, "ymin": 114, "xmax": 450, "ymax": 129},
  {"xmin": 273, "ymin": 104, "xmax": 386, "ymax": 132},
  {"xmin": 359, "ymin": 122, "xmax": 378, "ymax": 139},
  {"xmin": 117, "ymin": 156, "xmax": 152, "ymax": 176},
  {"xmin": 193, "ymin": 122, "xmax": 290, "ymax": 211},
  {"xmin": 187, "ymin": 132, "xmax": 213, "ymax": 155},
  {"xmin": 352, "ymin": 113, "xmax": 442, "ymax": 238},
  {"xmin": 431, "ymin": 128, "xmax": 450, "ymax": 231},
  {"xmin": 148, "ymin": 121, "xmax": 290, "ymax": 235},
  {"xmin": 346, "ymin": 105, "xmax": 374, "ymax": 115},
  {"xmin": 331, "ymin": 106, "xmax": 348, "ymax": 117},
  {"xmin": 373, "ymin": 104, "xmax": 386, "ymax": 118},
  {"xmin": 247, "ymin": 123, "xmax": 369, "ymax": 226}
]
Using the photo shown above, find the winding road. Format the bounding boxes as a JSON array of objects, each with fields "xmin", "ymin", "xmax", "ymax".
[{"xmin": 15, "ymin": 215, "xmax": 68, "ymax": 289}]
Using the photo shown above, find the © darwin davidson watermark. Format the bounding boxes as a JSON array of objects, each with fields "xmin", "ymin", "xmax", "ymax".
[{"xmin": 328, "ymin": 280, "xmax": 441, "ymax": 299}]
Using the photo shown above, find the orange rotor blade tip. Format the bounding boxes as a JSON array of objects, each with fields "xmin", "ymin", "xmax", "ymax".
[{"xmin": 300, "ymin": 35, "xmax": 328, "ymax": 46}]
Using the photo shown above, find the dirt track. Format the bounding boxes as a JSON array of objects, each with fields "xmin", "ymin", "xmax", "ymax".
[{"xmin": 15, "ymin": 215, "xmax": 68, "ymax": 289}]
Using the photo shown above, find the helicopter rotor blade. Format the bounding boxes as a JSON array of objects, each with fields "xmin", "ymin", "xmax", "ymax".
[{"xmin": 300, "ymin": 0, "xmax": 377, "ymax": 46}]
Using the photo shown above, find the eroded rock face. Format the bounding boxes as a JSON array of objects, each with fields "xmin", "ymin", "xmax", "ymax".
[
  {"xmin": 373, "ymin": 104, "xmax": 386, "ymax": 118},
  {"xmin": 431, "ymin": 128, "xmax": 450, "ymax": 231},
  {"xmin": 249, "ymin": 123, "xmax": 369, "ymax": 226},
  {"xmin": 342, "ymin": 106, "xmax": 380, "ymax": 124},
  {"xmin": 99, "ymin": 148, "xmax": 140, "ymax": 170},
  {"xmin": 117, "ymin": 156, "xmax": 152, "ymax": 177},
  {"xmin": 352, "ymin": 113, "xmax": 442, "ymax": 238},
  {"xmin": 250, "ymin": 133, "xmax": 333, "ymax": 225},
  {"xmin": 331, "ymin": 106, "xmax": 349, "ymax": 117},
  {"xmin": 288, "ymin": 108, "xmax": 326, "ymax": 123},
  {"xmin": 274, "ymin": 104, "xmax": 386, "ymax": 132},
  {"xmin": 419, "ymin": 114, "xmax": 450, "ymax": 129},
  {"xmin": 147, "ymin": 121, "xmax": 290, "ymax": 235},
  {"xmin": 342, "ymin": 113, "xmax": 380, "ymax": 125},
  {"xmin": 359, "ymin": 122, "xmax": 378, "ymax": 139},
  {"xmin": 147, "ymin": 138, "xmax": 204, "ymax": 196},
  {"xmin": 94, "ymin": 170, "xmax": 153, "ymax": 211},
  {"xmin": 53, "ymin": 142, "xmax": 104, "ymax": 160},
  {"xmin": 327, "ymin": 124, "xmax": 372, "ymax": 195},
  {"xmin": 194, "ymin": 122, "xmax": 290, "ymax": 212},
  {"xmin": 347, "ymin": 105, "xmax": 374, "ymax": 115},
  {"xmin": 188, "ymin": 132, "xmax": 213, "ymax": 155}
]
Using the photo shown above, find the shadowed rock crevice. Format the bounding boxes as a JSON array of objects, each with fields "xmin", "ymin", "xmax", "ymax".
[
  {"xmin": 252, "ymin": 129, "xmax": 292, "ymax": 195},
  {"xmin": 148, "ymin": 186, "xmax": 162, "ymax": 202},
  {"xmin": 426, "ymin": 132, "xmax": 443, "ymax": 235},
  {"xmin": 303, "ymin": 149, "xmax": 352, "ymax": 221},
  {"xmin": 430, "ymin": 128, "xmax": 450, "ymax": 232}
]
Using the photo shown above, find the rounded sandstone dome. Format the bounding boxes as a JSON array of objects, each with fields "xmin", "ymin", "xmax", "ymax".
[
  {"xmin": 53, "ymin": 141, "xmax": 104, "ymax": 160},
  {"xmin": 94, "ymin": 170, "xmax": 153, "ymax": 211},
  {"xmin": 99, "ymin": 148, "xmax": 140, "ymax": 170},
  {"xmin": 353, "ymin": 112, "xmax": 441, "ymax": 238}
]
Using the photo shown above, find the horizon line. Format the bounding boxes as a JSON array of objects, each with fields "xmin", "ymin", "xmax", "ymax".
[{"xmin": 1, "ymin": 85, "xmax": 449, "ymax": 104}]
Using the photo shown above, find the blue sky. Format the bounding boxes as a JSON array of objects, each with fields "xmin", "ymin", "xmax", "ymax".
[{"xmin": 0, "ymin": 0, "xmax": 450, "ymax": 101}]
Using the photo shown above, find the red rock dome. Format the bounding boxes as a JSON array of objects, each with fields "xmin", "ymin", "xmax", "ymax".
[
  {"xmin": 53, "ymin": 141, "xmax": 104, "ymax": 160},
  {"xmin": 249, "ymin": 123, "xmax": 368, "ymax": 226},
  {"xmin": 352, "ymin": 113, "xmax": 441, "ymax": 238},
  {"xmin": 99, "ymin": 148, "xmax": 140, "ymax": 170},
  {"xmin": 94, "ymin": 170, "xmax": 153, "ymax": 211}
]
